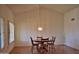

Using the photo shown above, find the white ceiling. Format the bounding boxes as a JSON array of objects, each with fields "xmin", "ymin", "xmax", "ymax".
[
  {"xmin": 6, "ymin": 4, "xmax": 79, "ymax": 14},
  {"xmin": 40, "ymin": 4, "xmax": 79, "ymax": 13},
  {"xmin": 7, "ymin": 4, "xmax": 38, "ymax": 14}
]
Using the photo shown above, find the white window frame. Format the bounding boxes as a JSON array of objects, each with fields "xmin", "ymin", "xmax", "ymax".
[{"xmin": 9, "ymin": 21, "xmax": 14, "ymax": 44}]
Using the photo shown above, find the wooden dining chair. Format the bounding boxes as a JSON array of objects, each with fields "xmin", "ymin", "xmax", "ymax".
[
  {"xmin": 37, "ymin": 36, "xmax": 42, "ymax": 40},
  {"xmin": 41, "ymin": 38, "xmax": 49, "ymax": 44},
  {"xmin": 41, "ymin": 38, "xmax": 49, "ymax": 51},
  {"xmin": 30, "ymin": 37, "xmax": 38, "ymax": 53},
  {"xmin": 41, "ymin": 38, "xmax": 49, "ymax": 40},
  {"xmin": 48, "ymin": 36, "xmax": 56, "ymax": 53}
]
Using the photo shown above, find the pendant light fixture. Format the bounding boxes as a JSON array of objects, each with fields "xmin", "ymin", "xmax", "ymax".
[
  {"xmin": 38, "ymin": 26, "xmax": 43, "ymax": 31},
  {"xmin": 37, "ymin": 4, "xmax": 43, "ymax": 32}
]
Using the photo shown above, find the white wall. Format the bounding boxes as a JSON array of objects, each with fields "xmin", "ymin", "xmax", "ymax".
[
  {"xmin": 15, "ymin": 8, "xmax": 65, "ymax": 46},
  {"xmin": 0, "ymin": 5, "xmax": 15, "ymax": 53},
  {"xmin": 64, "ymin": 7, "xmax": 79, "ymax": 50}
]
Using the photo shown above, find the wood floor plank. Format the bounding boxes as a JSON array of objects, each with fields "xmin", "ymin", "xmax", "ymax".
[{"xmin": 10, "ymin": 45, "xmax": 79, "ymax": 54}]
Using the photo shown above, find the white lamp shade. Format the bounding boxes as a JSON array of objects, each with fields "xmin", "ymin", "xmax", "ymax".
[{"xmin": 38, "ymin": 27, "xmax": 43, "ymax": 31}]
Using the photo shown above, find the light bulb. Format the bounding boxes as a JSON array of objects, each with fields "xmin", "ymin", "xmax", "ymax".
[{"xmin": 38, "ymin": 27, "xmax": 43, "ymax": 31}]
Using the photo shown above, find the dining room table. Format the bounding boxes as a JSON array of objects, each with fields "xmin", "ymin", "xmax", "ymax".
[{"xmin": 33, "ymin": 38, "xmax": 52, "ymax": 53}]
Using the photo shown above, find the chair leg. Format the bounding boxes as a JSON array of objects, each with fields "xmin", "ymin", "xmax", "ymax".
[
  {"xmin": 53, "ymin": 45, "xmax": 56, "ymax": 52},
  {"xmin": 36, "ymin": 45, "xmax": 39, "ymax": 54},
  {"xmin": 52, "ymin": 45, "xmax": 56, "ymax": 53},
  {"xmin": 48, "ymin": 45, "xmax": 51, "ymax": 53},
  {"xmin": 31, "ymin": 46, "xmax": 34, "ymax": 53}
]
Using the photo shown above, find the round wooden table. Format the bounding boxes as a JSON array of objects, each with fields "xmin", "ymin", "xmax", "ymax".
[{"xmin": 34, "ymin": 40, "xmax": 50, "ymax": 54}]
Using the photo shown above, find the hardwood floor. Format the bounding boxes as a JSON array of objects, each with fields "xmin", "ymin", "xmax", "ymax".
[{"xmin": 10, "ymin": 45, "xmax": 79, "ymax": 54}]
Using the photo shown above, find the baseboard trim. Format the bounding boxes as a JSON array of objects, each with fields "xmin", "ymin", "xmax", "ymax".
[{"xmin": 64, "ymin": 45, "xmax": 79, "ymax": 51}]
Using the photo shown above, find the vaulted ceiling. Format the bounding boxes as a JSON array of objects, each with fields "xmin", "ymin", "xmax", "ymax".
[{"xmin": 6, "ymin": 4, "xmax": 79, "ymax": 14}]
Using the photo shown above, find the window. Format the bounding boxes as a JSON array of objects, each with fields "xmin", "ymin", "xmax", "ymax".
[
  {"xmin": 9, "ymin": 21, "xmax": 14, "ymax": 44},
  {"xmin": 0, "ymin": 17, "xmax": 4, "ymax": 48}
]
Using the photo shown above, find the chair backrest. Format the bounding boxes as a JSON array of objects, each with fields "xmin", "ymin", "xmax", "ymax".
[
  {"xmin": 52, "ymin": 36, "xmax": 56, "ymax": 43},
  {"xmin": 30, "ymin": 37, "xmax": 33, "ymax": 45},
  {"xmin": 37, "ymin": 36, "xmax": 42, "ymax": 40},
  {"xmin": 37, "ymin": 36, "xmax": 42, "ymax": 38},
  {"xmin": 41, "ymin": 38, "xmax": 49, "ymax": 41}
]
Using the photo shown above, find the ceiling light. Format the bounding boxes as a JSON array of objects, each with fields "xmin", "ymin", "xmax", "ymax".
[{"xmin": 38, "ymin": 27, "xmax": 43, "ymax": 31}]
